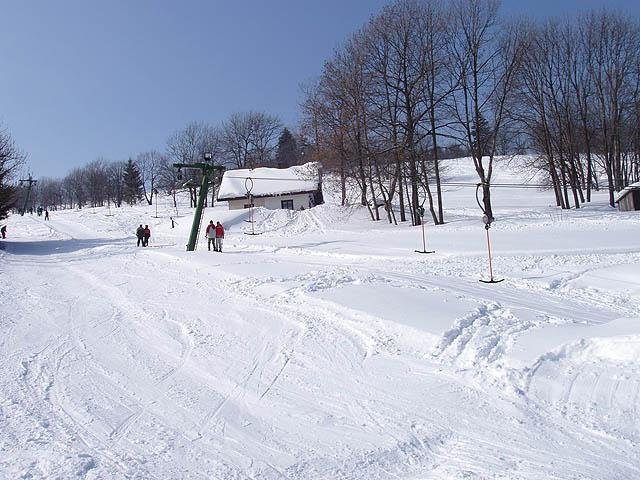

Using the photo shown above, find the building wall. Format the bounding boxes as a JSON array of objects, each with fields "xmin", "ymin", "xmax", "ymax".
[
  {"xmin": 227, "ymin": 192, "xmax": 316, "ymax": 211},
  {"xmin": 618, "ymin": 190, "xmax": 640, "ymax": 211}
]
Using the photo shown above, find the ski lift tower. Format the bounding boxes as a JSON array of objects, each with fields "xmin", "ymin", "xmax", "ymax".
[
  {"xmin": 19, "ymin": 174, "xmax": 37, "ymax": 216},
  {"xmin": 173, "ymin": 153, "xmax": 225, "ymax": 251}
]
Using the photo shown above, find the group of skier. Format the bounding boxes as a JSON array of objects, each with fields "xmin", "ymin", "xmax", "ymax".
[
  {"xmin": 205, "ymin": 220, "xmax": 224, "ymax": 252},
  {"xmin": 135, "ymin": 224, "xmax": 152, "ymax": 247},
  {"xmin": 31, "ymin": 206, "xmax": 49, "ymax": 220},
  {"xmin": 134, "ymin": 220, "xmax": 224, "ymax": 251}
]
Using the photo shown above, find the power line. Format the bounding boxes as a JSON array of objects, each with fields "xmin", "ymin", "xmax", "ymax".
[
  {"xmin": 440, "ymin": 182, "xmax": 550, "ymax": 189},
  {"xmin": 223, "ymin": 175, "xmax": 552, "ymax": 189}
]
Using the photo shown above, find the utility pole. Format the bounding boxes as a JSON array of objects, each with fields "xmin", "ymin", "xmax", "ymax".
[
  {"xmin": 19, "ymin": 174, "xmax": 37, "ymax": 216},
  {"xmin": 173, "ymin": 153, "xmax": 225, "ymax": 251}
]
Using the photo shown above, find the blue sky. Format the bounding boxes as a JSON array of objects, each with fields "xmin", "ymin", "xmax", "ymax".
[{"xmin": 1, "ymin": 0, "xmax": 638, "ymax": 177}]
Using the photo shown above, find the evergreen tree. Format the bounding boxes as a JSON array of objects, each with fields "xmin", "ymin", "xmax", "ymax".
[
  {"xmin": 274, "ymin": 128, "xmax": 300, "ymax": 168},
  {"xmin": 0, "ymin": 181, "xmax": 17, "ymax": 221},
  {"xmin": 471, "ymin": 113, "xmax": 494, "ymax": 158},
  {"xmin": 122, "ymin": 159, "xmax": 143, "ymax": 206}
]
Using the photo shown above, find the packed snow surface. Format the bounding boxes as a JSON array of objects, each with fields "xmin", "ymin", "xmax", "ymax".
[
  {"xmin": 217, "ymin": 163, "xmax": 319, "ymax": 200},
  {"xmin": 1, "ymin": 157, "xmax": 640, "ymax": 479}
]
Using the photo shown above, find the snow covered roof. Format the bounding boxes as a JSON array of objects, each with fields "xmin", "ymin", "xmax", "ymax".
[
  {"xmin": 217, "ymin": 163, "xmax": 320, "ymax": 201},
  {"xmin": 614, "ymin": 181, "xmax": 640, "ymax": 202}
]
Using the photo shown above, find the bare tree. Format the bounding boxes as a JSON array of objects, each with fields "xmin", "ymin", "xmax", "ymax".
[
  {"xmin": 0, "ymin": 125, "xmax": 26, "ymax": 219},
  {"xmin": 33, "ymin": 178, "xmax": 64, "ymax": 210},
  {"xmin": 222, "ymin": 112, "xmax": 282, "ymax": 168},
  {"xmin": 248, "ymin": 112, "xmax": 283, "ymax": 166},
  {"xmin": 157, "ymin": 157, "xmax": 181, "ymax": 208},
  {"xmin": 364, "ymin": 0, "xmax": 454, "ymax": 225},
  {"xmin": 515, "ymin": 13, "xmax": 640, "ymax": 208},
  {"xmin": 222, "ymin": 113, "xmax": 253, "ymax": 168},
  {"xmin": 364, "ymin": 0, "xmax": 430, "ymax": 224},
  {"xmin": 63, "ymin": 167, "xmax": 87, "ymax": 209},
  {"xmin": 166, "ymin": 121, "xmax": 223, "ymax": 207},
  {"xmin": 107, "ymin": 160, "xmax": 126, "ymax": 208},
  {"xmin": 84, "ymin": 158, "xmax": 109, "ymax": 207},
  {"xmin": 136, "ymin": 150, "xmax": 165, "ymax": 205},
  {"xmin": 166, "ymin": 122, "xmax": 222, "ymax": 165},
  {"xmin": 301, "ymin": 80, "xmax": 352, "ymax": 207},
  {"xmin": 303, "ymin": 0, "xmax": 458, "ymax": 226},
  {"xmin": 449, "ymin": 0, "xmax": 525, "ymax": 221},
  {"xmin": 585, "ymin": 11, "xmax": 640, "ymax": 205}
]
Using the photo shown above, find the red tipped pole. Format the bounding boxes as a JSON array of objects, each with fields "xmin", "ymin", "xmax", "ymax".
[
  {"xmin": 251, "ymin": 197, "xmax": 255, "ymax": 235},
  {"xmin": 480, "ymin": 222, "xmax": 503, "ymax": 283}
]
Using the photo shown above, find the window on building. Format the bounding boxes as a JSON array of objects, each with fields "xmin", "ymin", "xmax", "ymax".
[
  {"xmin": 281, "ymin": 199, "xmax": 294, "ymax": 210},
  {"xmin": 243, "ymin": 203, "xmax": 254, "ymax": 209}
]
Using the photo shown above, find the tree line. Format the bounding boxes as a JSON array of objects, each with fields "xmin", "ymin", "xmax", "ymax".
[
  {"xmin": 0, "ymin": 126, "xmax": 26, "ymax": 220},
  {"xmin": 20, "ymin": 112, "xmax": 304, "ymax": 212},
  {"xmin": 5, "ymin": 0, "xmax": 639, "ymax": 221},
  {"xmin": 300, "ymin": 0, "xmax": 640, "ymax": 225}
]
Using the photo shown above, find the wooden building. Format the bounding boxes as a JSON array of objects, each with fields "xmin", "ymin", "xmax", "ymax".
[{"xmin": 615, "ymin": 181, "xmax": 640, "ymax": 212}]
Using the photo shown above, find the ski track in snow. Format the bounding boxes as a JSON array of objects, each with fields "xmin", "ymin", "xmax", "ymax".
[{"xmin": 1, "ymin": 181, "xmax": 640, "ymax": 479}]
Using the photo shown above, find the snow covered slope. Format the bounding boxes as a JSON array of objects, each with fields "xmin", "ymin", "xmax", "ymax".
[{"xmin": 1, "ymin": 157, "xmax": 639, "ymax": 479}]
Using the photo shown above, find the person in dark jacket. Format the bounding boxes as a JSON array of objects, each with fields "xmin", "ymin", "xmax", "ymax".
[
  {"xmin": 215, "ymin": 221, "xmax": 224, "ymax": 253},
  {"xmin": 136, "ymin": 224, "xmax": 144, "ymax": 247},
  {"xmin": 143, "ymin": 225, "xmax": 151, "ymax": 247},
  {"xmin": 205, "ymin": 220, "xmax": 216, "ymax": 251},
  {"xmin": 44, "ymin": 209, "xmax": 49, "ymax": 221},
  {"xmin": 1, "ymin": 225, "xmax": 6, "ymax": 239}
]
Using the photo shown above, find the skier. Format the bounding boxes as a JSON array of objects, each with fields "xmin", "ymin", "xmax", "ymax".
[
  {"xmin": 44, "ymin": 209, "xmax": 49, "ymax": 221},
  {"xmin": 1, "ymin": 225, "xmax": 6, "ymax": 239},
  {"xmin": 136, "ymin": 224, "xmax": 144, "ymax": 247},
  {"xmin": 143, "ymin": 225, "xmax": 151, "ymax": 247},
  {"xmin": 215, "ymin": 221, "xmax": 224, "ymax": 253},
  {"xmin": 205, "ymin": 220, "xmax": 216, "ymax": 251}
]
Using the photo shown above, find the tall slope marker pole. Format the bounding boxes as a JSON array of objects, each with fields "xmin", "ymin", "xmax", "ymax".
[
  {"xmin": 476, "ymin": 183, "xmax": 503, "ymax": 284},
  {"xmin": 415, "ymin": 205, "xmax": 435, "ymax": 254},
  {"xmin": 174, "ymin": 153, "xmax": 225, "ymax": 251}
]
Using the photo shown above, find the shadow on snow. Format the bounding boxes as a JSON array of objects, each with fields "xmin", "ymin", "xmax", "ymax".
[{"xmin": 2, "ymin": 238, "xmax": 130, "ymax": 256}]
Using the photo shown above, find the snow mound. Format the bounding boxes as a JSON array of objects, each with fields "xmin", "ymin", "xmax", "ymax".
[
  {"xmin": 525, "ymin": 328, "xmax": 640, "ymax": 443},
  {"xmin": 249, "ymin": 203, "xmax": 358, "ymax": 236}
]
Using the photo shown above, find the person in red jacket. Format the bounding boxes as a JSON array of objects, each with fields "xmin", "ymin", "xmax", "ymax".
[
  {"xmin": 205, "ymin": 220, "xmax": 216, "ymax": 251},
  {"xmin": 143, "ymin": 225, "xmax": 151, "ymax": 247},
  {"xmin": 215, "ymin": 221, "xmax": 224, "ymax": 253}
]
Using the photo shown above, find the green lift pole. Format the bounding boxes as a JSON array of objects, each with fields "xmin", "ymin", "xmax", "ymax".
[
  {"xmin": 173, "ymin": 155, "xmax": 225, "ymax": 252},
  {"xmin": 187, "ymin": 170, "xmax": 210, "ymax": 251}
]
